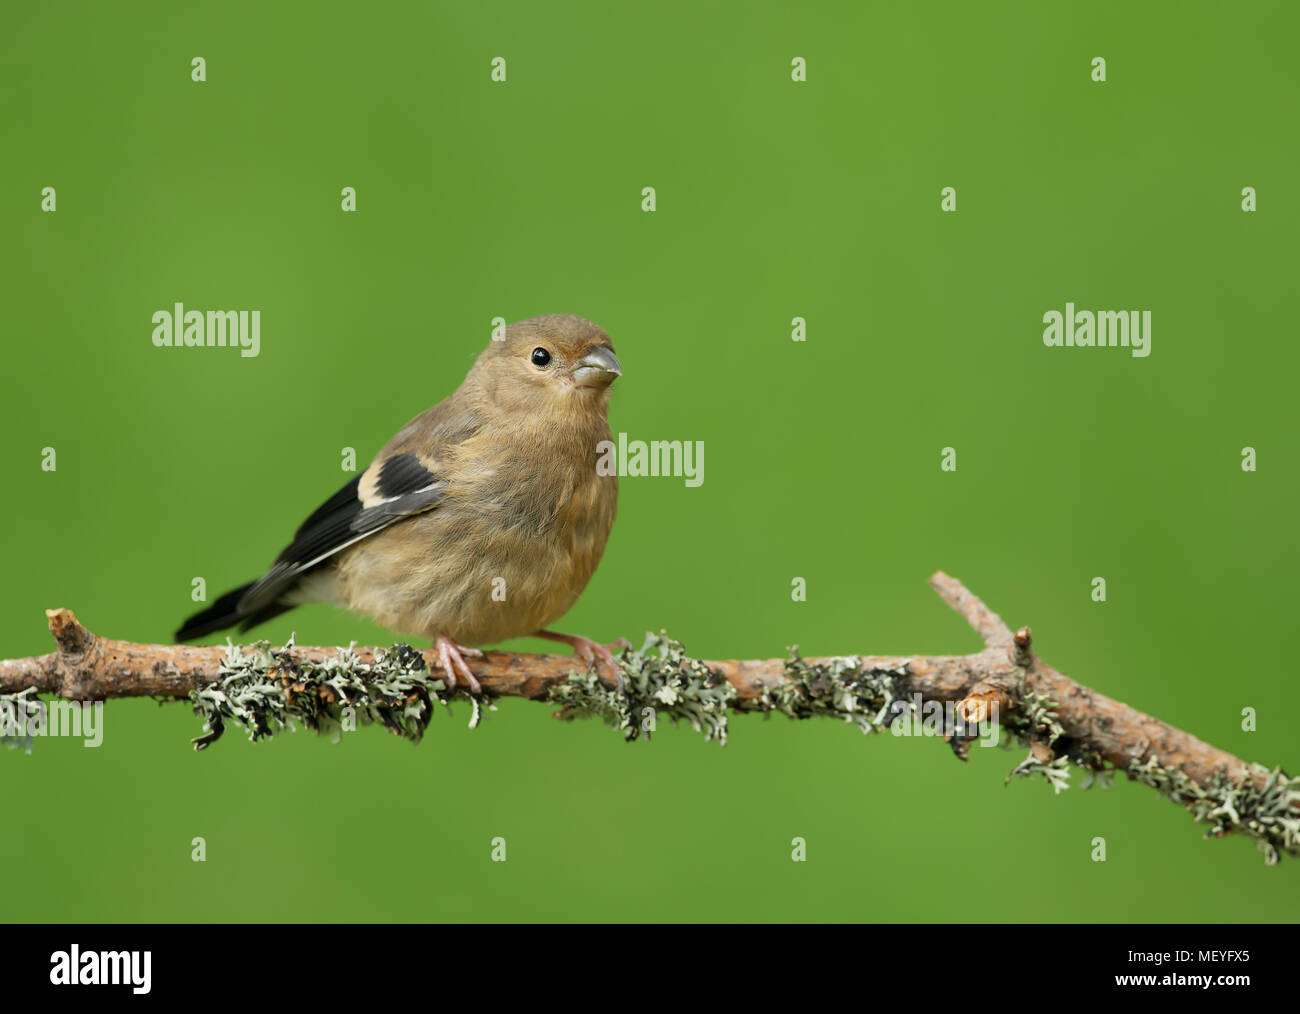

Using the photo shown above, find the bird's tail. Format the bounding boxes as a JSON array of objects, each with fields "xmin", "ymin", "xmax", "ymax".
[{"xmin": 175, "ymin": 581, "xmax": 292, "ymax": 641}]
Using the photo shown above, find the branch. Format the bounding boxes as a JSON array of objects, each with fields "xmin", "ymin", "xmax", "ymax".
[{"xmin": 2, "ymin": 573, "xmax": 1295, "ymax": 864}]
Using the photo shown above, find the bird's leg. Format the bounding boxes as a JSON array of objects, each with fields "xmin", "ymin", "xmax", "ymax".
[
  {"xmin": 434, "ymin": 634, "xmax": 482, "ymax": 695},
  {"xmin": 534, "ymin": 630, "xmax": 632, "ymax": 690}
]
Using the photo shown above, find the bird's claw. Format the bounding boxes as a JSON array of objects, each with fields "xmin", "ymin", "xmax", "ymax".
[
  {"xmin": 571, "ymin": 636, "xmax": 632, "ymax": 692},
  {"xmin": 534, "ymin": 631, "xmax": 630, "ymax": 691},
  {"xmin": 434, "ymin": 635, "xmax": 483, "ymax": 695}
]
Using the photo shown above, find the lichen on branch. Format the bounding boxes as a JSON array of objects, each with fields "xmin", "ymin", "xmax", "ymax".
[
  {"xmin": 547, "ymin": 632, "xmax": 734, "ymax": 742},
  {"xmin": 190, "ymin": 639, "xmax": 473, "ymax": 749},
  {"xmin": 0, "ymin": 572, "xmax": 1294, "ymax": 865}
]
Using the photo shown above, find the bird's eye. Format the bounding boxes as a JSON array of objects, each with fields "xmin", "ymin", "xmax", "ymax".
[{"xmin": 530, "ymin": 347, "xmax": 552, "ymax": 368}]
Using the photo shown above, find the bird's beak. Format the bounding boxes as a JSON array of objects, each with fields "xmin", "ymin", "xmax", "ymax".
[{"xmin": 571, "ymin": 346, "xmax": 622, "ymax": 388}]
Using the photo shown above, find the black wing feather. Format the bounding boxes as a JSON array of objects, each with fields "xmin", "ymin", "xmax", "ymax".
[
  {"xmin": 376, "ymin": 453, "xmax": 439, "ymax": 499},
  {"xmin": 237, "ymin": 453, "xmax": 444, "ymax": 614},
  {"xmin": 175, "ymin": 453, "xmax": 447, "ymax": 640}
]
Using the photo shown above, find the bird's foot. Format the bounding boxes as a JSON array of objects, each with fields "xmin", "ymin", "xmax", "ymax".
[
  {"xmin": 434, "ymin": 635, "xmax": 483, "ymax": 695},
  {"xmin": 534, "ymin": 630, "xmax": 632, "ymax": 691}
]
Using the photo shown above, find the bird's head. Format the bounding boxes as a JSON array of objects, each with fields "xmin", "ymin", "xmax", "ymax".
[{"xmin": 472, "ymin": 314, "xmax": 622, "ymax": 420}]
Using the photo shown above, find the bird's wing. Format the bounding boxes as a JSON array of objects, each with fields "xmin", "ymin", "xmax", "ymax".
[{"xmin": 237, "ymin": 451, "xmax": 446, "ymax": 615}]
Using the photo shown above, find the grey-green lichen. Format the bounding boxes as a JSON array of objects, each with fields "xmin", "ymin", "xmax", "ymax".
[
  {"xmin": 188, "ymin": 638, "xmax": 490, "ymax": 749},
  {"xmin": 0, "ymin": 686, "xmax": 40, "ymax": 753},
  {"xmin": 996, "ymin": 687, "xmax": 1299, "ymax": 864},
  {"xmin": 1003, "ymin": 687, "xmax": 1075, "ymax": 793},
  {"xmin": 1005, "ymin": 753, "xmax": 1073, "ymax": 794},
  {"xmin": 1007, "ymin": 687, "xmax": 1066, "ymax": 747},
  {"xmin": 757, "ymin": 650, "xmax": 909, "ymax": 734},
  {"xmin": 1128, "ymin": 757, "xmax": 1300, "ymax": 866},
  {"xmin": 545, "ymin": 639, "xmax": 907, "ymax": 744},
  {"xmin": 547, "ymin": 632, "xmax": 735, "ymax": 743},
  {"xmin": 12, "ymin": 630, "xmax": 1297, "ymax": 867},
  {"xmin": 759, "ymin": 650, "xmax": 1082, "ymax": 799}
]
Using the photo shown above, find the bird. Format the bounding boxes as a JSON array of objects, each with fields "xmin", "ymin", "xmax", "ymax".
[{"xmin": 176, "ymin": 313, "xmax": 627, "ymax": 693}]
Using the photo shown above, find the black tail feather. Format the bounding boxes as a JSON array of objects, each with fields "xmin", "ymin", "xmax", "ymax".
[{"xmin": 175, "ymin": 582, "xmax": 294, "ymax": 641}]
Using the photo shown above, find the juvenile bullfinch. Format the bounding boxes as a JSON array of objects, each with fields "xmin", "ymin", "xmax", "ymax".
[{"xmin": 177, "ymin": 314, "xmax": 626, "ymax": 692}]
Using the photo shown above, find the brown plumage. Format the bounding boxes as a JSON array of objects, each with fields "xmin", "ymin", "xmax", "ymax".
[{"xmin": 177, "ymin": 314, "xmax": 625, "ymax": 690}]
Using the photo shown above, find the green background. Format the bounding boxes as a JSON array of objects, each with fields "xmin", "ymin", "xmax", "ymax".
[{"xmin": 2, "ymin": 0, "xmax": 1297, "ymax": 922}]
